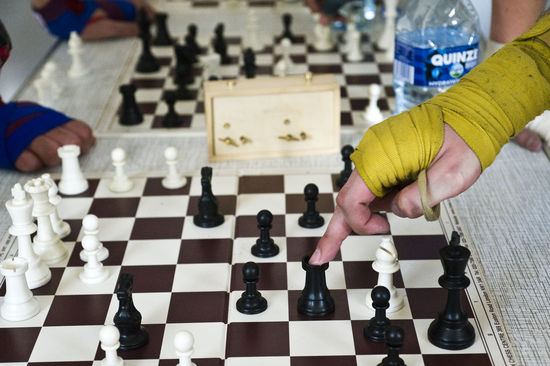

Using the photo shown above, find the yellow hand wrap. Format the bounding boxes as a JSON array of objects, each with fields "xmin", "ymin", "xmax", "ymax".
[{"xmin": 352, "ymin": 14, "xmax": 550, "ymax": 197}]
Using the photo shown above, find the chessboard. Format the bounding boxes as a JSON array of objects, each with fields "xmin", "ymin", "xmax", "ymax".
[
  {"xmin": 94, "ymin": 7, "xmax": 394, "ymax": 136},
  {"xmin": 0, "ymin": 169, "xmax": 516, "ymax": 365}
]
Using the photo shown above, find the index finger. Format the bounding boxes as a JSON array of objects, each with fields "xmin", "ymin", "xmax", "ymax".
[{"xmin": 309, "ymin": 205, "xmax": 352, "ymax": 265}]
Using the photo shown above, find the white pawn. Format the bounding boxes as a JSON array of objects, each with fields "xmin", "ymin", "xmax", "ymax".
[
  {"xmin": 5, "ymin": 184, "xmax": 51, "ymax": 289},
  {"xmin": 275, "ymin": 38, "xmax": 293, "ymax": 77},
  {"xmin": 99, "ymin": 325, "xmax": 124, "ymax": 366},
  {"xmin": 377, "ymin": 0, "xmax": 398, "ymax": 61},
  {"xmin": 0, "ymin": 257, "xmax": 40, "ymax": 322},
  {"xmin": 174, "ymin": 330, "xmax": 197, "ymax": 366},
  {"xmin": 162, "ymin": 147, "xmax": 187, "ymax": 190},
  {"xmin": 366, "ymin": 237, "xmax": 404, "ymax": 313},
  {"xmin": 58, "ymin": 144, "xmax": 89, "ymax": 195},
  {"xmin": 41, "ymin": 61, "xmax": 61, "ymax": 98},
  {"xmin": 109, "ymin": 147, "xmax": 133, "ymax": 193},
  {"xmin": 24, "ymin": 178, "xmax": 68, "ymax": 265},
  {"xmin": 313, "ymin": 13, "xmax": 333, "ymax": 51},
  {"xmin": 79, "ymin": 228, "xmax": 109, "ymax": 284},
  {"xmin": 80, "ymin": 214, "xmax": 109, "ymax": 263},
  {"xmin": 346, "ymin": 26, "xmax": 363, "ymax": 62},
  {"xmin": 343, "ymin": 22, "xmax": 357, "ymax": 53},
  {"xmin": 68, "ymin": 31, "xmax": 88, "ymax": 78},
  {"xmin": 364, "ymin": 84, "xmax": 384, "ymax": 125},
  {"xmin": 41, "ymin": 173, "xmax": 71, "ymax": 239},
  {"xmin": 33, "ymin": 77, "xmax": 48, "ymax": 105}
]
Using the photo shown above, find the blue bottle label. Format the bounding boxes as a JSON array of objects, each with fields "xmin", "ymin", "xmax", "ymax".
[{"xmin": 394, "ymin": 40, "xmax": 479, "ymax": 87}]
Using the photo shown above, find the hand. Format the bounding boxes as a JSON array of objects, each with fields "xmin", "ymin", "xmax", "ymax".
[
  {"xmin": 14, "ymin": 120, "xmax": 95, "ymax": 172},
  {"xmin": 305, "ymin": 0, "xmax": 345, "ymax": 25},
  {"xmin": 309, "ymin": 124, "xmax": 482, "ymax": 265},
  {"xmin": 512, "ymin": 128, "xmax": 542, "ymax": 152}
]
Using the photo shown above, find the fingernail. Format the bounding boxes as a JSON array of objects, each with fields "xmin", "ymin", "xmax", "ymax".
[{"xmin": 309, "ymin": 249, "xmax": 322, "ymax": 265}]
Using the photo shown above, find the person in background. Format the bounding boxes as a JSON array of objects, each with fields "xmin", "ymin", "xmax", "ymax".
[
  {"xmin": 31, "ymin": 0, "xmax": 155, "ymax": 40},
  {"xmin": 0, "ymin": 19, "xmax": 95, "ymax": 172},
  {"xmin": 306, "ymin": 0, "xmax": 547, "ymax": 151},
  {"xmin": 309, "ymin": 6, "xmax": 550, "ymax": 265}
]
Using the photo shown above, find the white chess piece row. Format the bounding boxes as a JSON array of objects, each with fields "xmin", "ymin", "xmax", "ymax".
[{"xmin": 99, "ymin": 326, "xmax": 196, "ymax": 366}]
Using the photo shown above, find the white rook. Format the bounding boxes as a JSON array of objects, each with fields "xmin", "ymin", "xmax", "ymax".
[
  {"xmin": 0, "ymin": 257, "xmax": 40, "ymax": 322},
  {"xmin": 5, "ymin": 184, "xmax": 51, "ymax": 289},
  {"xmin": 58, "ymin": 144, "xmax": 89, "ymax": 195},
  {"xmin": 24, "ymin": 178, "xmax": 68, "ymax": 265}
]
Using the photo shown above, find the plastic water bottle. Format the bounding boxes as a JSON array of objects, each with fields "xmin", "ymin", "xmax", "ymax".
[{"xmin": 393, "ymin": 0, "xmax": 481, "ymax": 113}]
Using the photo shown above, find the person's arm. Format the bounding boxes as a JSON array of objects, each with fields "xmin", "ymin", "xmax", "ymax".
[{"xmin": 310, "ymin": 13, "xmax": 550, "ymax": 265}]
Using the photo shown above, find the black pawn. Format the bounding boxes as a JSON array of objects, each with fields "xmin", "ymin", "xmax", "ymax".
[
  {"xmin": 378, "ymin": 326, "xmax": 406, "ymax": 366},
  {"xmin": 119, "ymin": 84, "xmax": 143, "ymax": 126},
  {"xmin": 297, "ymin": 255, "xmax": 335, "ymax": 317},
  {"xmin": 236, "ymin": 262, "xmax": 268, "ymax": 314},
  {"xmin": 336, "ymin": 145, "xmax": 354, "ymax": 188},
  {"xmin": 364, "ymin": 286, "xmax": 391, "ymax": 342},
  {"xmin": 193, "ymin": 166, "xmax": 224, "ymax": 228},
  {"xmin": 136, "ymin": 9, "xmax": 159, "ymax": 73},
  {"xmin": 185, "ymin": 24, "xmax": 201, "ymax": 61},
  {"xmin": 162, "ymin": 91, "xmax": 179, "ymax": 127},
  {"xmin": 213, "ymin": 23, "xmax": 231, "ymax": 65},
  {"xmin": 298, "ymin": 183, "xmax": 324, "ymax": 228},
  {"xmin": 114, "ymin": 273, "xmax": 149, "ymax": 350},
  {"xmin": 153, "ymin": 12, "xmax": 172, "ymax": 46},
  {"xmin": 280, "ymin": 13, "xmax": 295, "ymax": 43},
  {"xmin": 243, "ymin": 48, "xmax": 257, "ymax": 79},
  {"xmin": 251, "ymin": 210, "xmax": 279, "ymax": 258},
  {"xmin": 174, "ymin": 45, "xmax": 195, "ymax": 85},
  {"xmin": 428, "ymin": 231, "xmax": 475, "ymax": 350}
]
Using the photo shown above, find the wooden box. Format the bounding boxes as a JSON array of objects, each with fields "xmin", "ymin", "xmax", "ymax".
[{"xmin": 204, "ymin": 73, "xmax": 340, "ymax": 161}]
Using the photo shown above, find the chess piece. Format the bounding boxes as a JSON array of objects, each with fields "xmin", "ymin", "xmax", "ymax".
[
  {"xmin": 367, "ymin": 237, "xmax": 404, "ymax": 313},
  {"xmin": 5, "ymin": 184, "xmax": 51, "ymax": 289},
  {"xmin": 24, "ymin": 177, "xmax": 68, "ymax": 265},
  {"xmin": 185, "ymin": 24, "xmax": 201, "ymax": 60},
  {"xmin": 364, "ymin": 286, "xmax": 391, "ymax": 342},
  {"xmin": 213, "ymin": 23, "xmax": 231, "ymax": 65},
  {"xmin": 79, "ymin": 214, "xmax": 109, "ymax": 263},
  {"xmin": 280, "ymin": 13, "xmax": 295, "ymax": 43},
  {"xmin": 236, "ymin": 262, "xmax": 268, "ymax": 314},
  {"xmin": 79, "ymin": 227, "xmax": 109, "ymax": 284},
  {"xmin": 174, "ymin": 330, "xmax": 197, "ymax": 366},
  {"xmin": 136, "ymin": 8, "xmax": 160, "ymax": 73},
  {"xmin": 57, "ymin": 144, "xmax": 89, "ymax": 195},
  {"xmin": 162, "ymin": 146, "xmax": 187, "ymax": 189},
  {"xmin": 428, "ymin": 231, "xmax": 475, "ymax": 350},
  {"xmin": 99, "ymin": 325, "xmax": 124, "ymax": 366},
  {"xmin": 109, "ymin": 147, "xmax": 134, "ymax": 193},
  {"xmin": 67, "ymin": 31, "xmax": 88, "ymax": 78},
  {"xmin": 246, "ymin": 9, "xmax": 263, "ymax": 52},
  {"xmin": 35, "ymin": 61, "xmax": 60, "ymax": 103},
  {"xmin": 162, "ymin": 91, "xmax": 181, "ymax": 127},
  {"xmin": 378, "ymin": 326, "xmax": 406, "ymax": 366},
  {"xmin": 33, "ymin": 77, "xmax": 48, "ymax": 105},
  {"xmin": 313, "ymin": 13, "xmax": 333, "ymax": 51},
  {"xmin": 365, "ymin": 84, "xmax": 384, "ymax": 125},
  {"xmin": 114, "ymin": 273, "xmax": 149, "ymax": 350},
  {"xmin": 336, "ymin": 145, "xmax": 354, "ymax": 188},
  {"xmin": 298, "ymin": 183, "xmax": 324, "ymax": 228},
  {"xmin": 119, "ymin": 84, "xmax": 143, "ymax": 126},
  {"xmin": 243, "ymin": 48, "xmax": 257, "ymax": 79},
  {"xmin": 0, "ymin": 257, "xmax": 41, "ymax": 321},
  {"xmin": 377, "ymin": 0, "xmax": 399, "ymax": 61},
  {"xmin": 153, "ymin": 12, "xmax": 173, "ymax": 46},
  {"xmin": 251, "ymin": 210, "xmax": 279, "ymax": 258},
  {"xmin": 346, "ymin": 25, "xmax": 363, "ymax": 62},
  {"xmin": 41, "ymin": 173, "xmax": 70, "ymax": 239},
  {"xmin": 193, "ymin": 166, "xmax": 224, "ymax": 228},
  {"xmin": 275, "ymin": 38, "xmax": 293, "ymax": 77},
  {"xmin": 297, "ymin": 255, "xmax": 335, "ymax": 317},
  {"xmin": 174, "ymin": 45, "xmax": 195, "ymax": 85}
]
